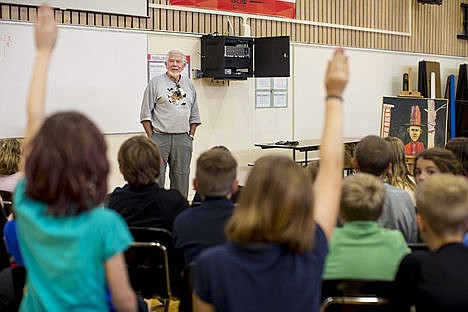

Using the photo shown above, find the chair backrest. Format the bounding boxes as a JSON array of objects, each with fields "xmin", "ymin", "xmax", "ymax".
[
  {"xmin": 321, "ymin": 279, "xmax": 396, "ymax": 312},
  {"xmin": 125, "ymin": 227, "xmax": 175, "ymax": 300},
  {"xmin": 129, "ymin": 227, "xmax": 173, "ymax": 249}
]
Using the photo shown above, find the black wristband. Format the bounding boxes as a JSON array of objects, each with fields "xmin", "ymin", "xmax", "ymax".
[{"xmin": 326, "ymin": 95, "xmax": 343, "ymax": 101}]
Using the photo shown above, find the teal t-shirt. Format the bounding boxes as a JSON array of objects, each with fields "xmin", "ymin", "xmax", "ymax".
[
  {"xmin": 324, "ymin": 221, "xmax": 410, "ymax": 280},
  {"xmin": 14, "ymin": 179, "xmax": 133, "ymax": 311}
]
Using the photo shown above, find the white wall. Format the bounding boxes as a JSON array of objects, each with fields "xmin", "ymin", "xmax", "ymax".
[
  {"xmin": 108, "ymin": 39, "xmax": 465, "ymax": 200},
  {"xmin": 2, "ymin": 23, "xmax": 465, "ymax": 200},
  {"xmin": 107, "ymin": 33, "xmax": 293, "ymax": 198},
  {"xmin": 103, "ymin": 37, "xmax": 468, "ymax": 200},
  {"xmin": 292, "ymin": 44, "xmax": 465, "ymax": 141}
]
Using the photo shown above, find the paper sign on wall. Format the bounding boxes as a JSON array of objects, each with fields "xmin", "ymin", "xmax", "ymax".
[{"xmin": 255, "ymin": 77, "xmax": 288, "ymax": 108}]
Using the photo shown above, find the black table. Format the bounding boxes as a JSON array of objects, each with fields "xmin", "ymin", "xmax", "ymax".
[{"xmin": 254, "ymin": 137, "xmax": 361, "ymax": 166}]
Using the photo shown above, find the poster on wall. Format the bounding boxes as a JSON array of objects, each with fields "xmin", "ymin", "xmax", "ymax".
[
  {"xmin": 255, "ymin": 77, "xmax": 288, "ymax": 108},
  {"xmin": 170, "ymin": 0, "xmax": 296, "ymax": 19},
  {"xmin": 147, "ymin": 54, "xmax": 190, "ymax": 82},
  {"xmin": 380, "ymin": 96, "xmax": 448, "ymax": 156}
]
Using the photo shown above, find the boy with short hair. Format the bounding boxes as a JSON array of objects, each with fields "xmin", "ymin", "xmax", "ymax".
[
  {"xmin": 173, "ymin": 147, "xmax": 238, "ymax": 265},
  {"xmin": 394, "ymin": 174, "xmax": 468, "ymax": 311},
  {"xmin": 324, "ymin": 173, "xmax": 410, "ymax": 280},
  {"xmin": 352, "ymin": 135, "xmax": 418, "ymax": 242},
  {"xmin": 108, "ymin": 135, "xmax": 189, "ymax": 230}
]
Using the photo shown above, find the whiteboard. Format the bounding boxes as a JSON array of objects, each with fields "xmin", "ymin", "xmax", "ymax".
[
  {"xmin": 0, "ymin": 22, "xmax": 147, "ymax": 137},
  {"xmin": 0, "ymin": 0, "xmax": 148, "ymax": 17}
]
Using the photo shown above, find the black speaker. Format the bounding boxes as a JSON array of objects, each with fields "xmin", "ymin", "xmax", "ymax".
[
  {"xmin": 201, "ymin": 36, "xmax": 254, "ymax": 80},
  {"xmin": 455, "ymin": 64, "xmax": 468, "ymax": 137},
  {"xmin": 201, "ymin": 35, "xmax": 290, "ymax": 80},
  {"xmin": 417, "ymin": 0, "xmax": 442, "ymax": 5}
]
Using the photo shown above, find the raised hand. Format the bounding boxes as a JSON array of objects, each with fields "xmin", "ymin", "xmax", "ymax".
[
  {"xmin": 325, "ymin": 47, "xmax": 349, "ymax": 98},
  {"xmin": 314, "ymin": 47, "xmax": 347, "ymax": 241},
  {"xmin": 23, "ymin": 4, "xmax": 58, "ymax": 156},
  {"xmin": 35, "ymin": 4, "xmax": 57, "ymax": 53}
]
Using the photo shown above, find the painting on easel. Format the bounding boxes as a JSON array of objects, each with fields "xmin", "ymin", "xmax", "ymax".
[{"xmin": 380, "ymin": 97, "xmax": 449, "ymax": 156}]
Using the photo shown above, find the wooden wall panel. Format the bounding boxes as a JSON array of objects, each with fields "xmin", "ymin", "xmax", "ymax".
[{"xmin": 0, "ymin": 1, "xmax": 467, "ymax": 57}]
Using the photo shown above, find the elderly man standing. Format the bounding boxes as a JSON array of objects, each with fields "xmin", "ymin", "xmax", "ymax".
[{"xmin": 140, "ymin": 50, "xmax": 201, "ymax": 198}]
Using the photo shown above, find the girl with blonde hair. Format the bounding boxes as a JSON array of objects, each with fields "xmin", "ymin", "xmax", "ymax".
[
  {"xmin": 193, "ymin": 48, "xmax": 348, "ymax": 312},
  {"xmin": 0, "ymin": 138, "xmax": 22, "ymax": 193},
  {"xmin": 384, "ymin": 136, "xmax": 416, "ymax": 202}
]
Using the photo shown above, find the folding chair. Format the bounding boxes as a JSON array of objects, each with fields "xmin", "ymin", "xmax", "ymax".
[
  {"xmin": 320, "ymin": 279, "xmax": 395, "ymax": 312},
  {"xmin": 126, "ymin": 227, "xmax": 179, "ymax": 312}
]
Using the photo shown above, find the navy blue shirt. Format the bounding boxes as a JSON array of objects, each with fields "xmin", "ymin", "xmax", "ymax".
[
  {"xmin": 191, "ymin": 186, "xmax": 243, "ymax": 206},
  {"xmin": 173, "ymin": 197, "xmax": 234, "ymax": 265},
  {"xmin": 194, "ymin": 225, "xmax": 328, "ymax": 312},
  {"xmin": 394, "ymin": 243, "xmax": 468, "ymax": 311},
  {"xmin": 107, "ymin": 183, "xmax": 188, "ymax": 231}
]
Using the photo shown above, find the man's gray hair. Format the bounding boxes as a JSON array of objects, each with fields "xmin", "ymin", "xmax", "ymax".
[{"xmin": 165, "ymin": 50, "xmax": 186, "ymax": 64}]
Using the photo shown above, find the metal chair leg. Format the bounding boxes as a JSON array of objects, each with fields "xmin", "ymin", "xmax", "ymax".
[{"xmin": 162, "ymin": 298, "xmax": 170, "ymax": 312}]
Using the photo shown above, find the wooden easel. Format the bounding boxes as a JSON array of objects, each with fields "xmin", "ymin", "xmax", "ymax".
[
  {"xmin": 398, "ymin": 67, "xmax": 423, "ymax": 98},
  {"xmin": 405, "ymin": 155, "xmax": 416, "ymax": 175}
]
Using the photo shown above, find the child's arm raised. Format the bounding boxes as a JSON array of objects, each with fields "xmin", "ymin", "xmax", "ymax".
[
  {"xmin": 23, "ymin": 4, "xmax": 57, "ymax": 165},
  {"xmin": 313, "ymin": 48, "xmax": 348, "ymax": 241}
]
